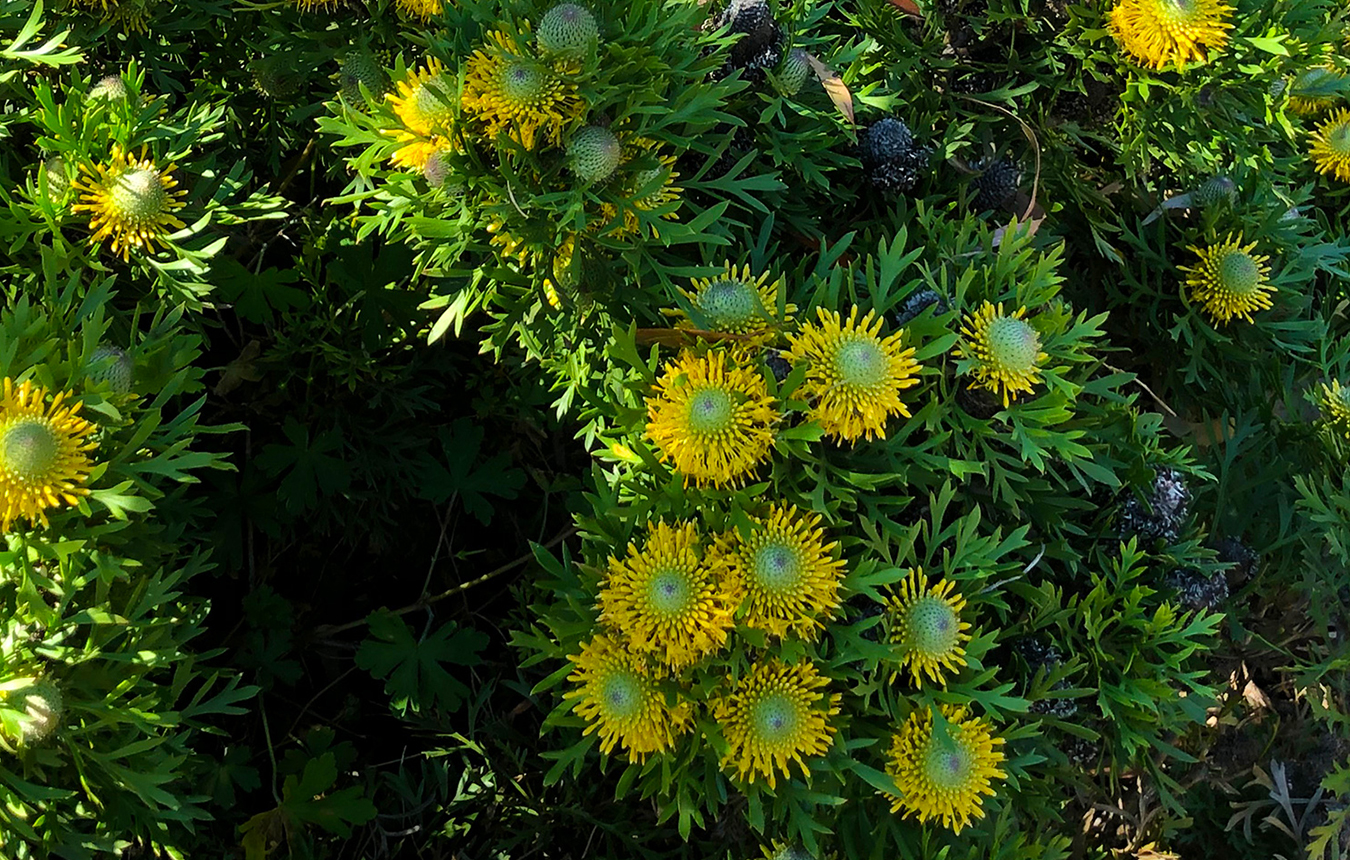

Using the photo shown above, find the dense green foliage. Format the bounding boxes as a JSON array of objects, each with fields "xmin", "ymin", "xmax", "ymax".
[{"xmin": 0, "ymin": 0, "xmax": 1349, "ymax": 856}]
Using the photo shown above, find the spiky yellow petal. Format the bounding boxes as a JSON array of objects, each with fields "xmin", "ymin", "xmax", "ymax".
[
  {"xmin": 885, "ymin": 705, "xmax": 1006, "ymax": 833},
  {"xmin": 71, "ymin": 145, "xmax": 187, "ymax": 260},
  {"xmin": 1310, "ymin": 108, "xmax": 1350, "ymax": 183},
  {"xmin": 1179, "ymin": 234, "xmax": 1274, "ymax": 325},
  {"xmin": 954, "ymin": 302, "xmax": 1048, "ymax": 408},
  {"xmin": 645, "ymin": 350, "xmax": 778, "ymax": 487},
  {"xmin": 564, "ymin": 634, "xmax": 692, "ymax": 761},
  {"xmin": 787, "ymin": 307, "xmax": 920, "ymax": 443},
  {"xmin": 598, "ymin": 520, "xmax": 737, "ymax": 670},
  {"xmin": 1107, "ymin": 0, "xmax": 1233, "ymax": 70},
  {"xmin": 885, "ymin": 567, "xmax": 972, "ymax": 687},
  {"xmin": 0, "ymin": 379, "xmax": 98, "ymax": 532},
  {"xmin": 713, "ymin": 659, "xmax": 840, "ymax": 788},
  {"xmin": 461, "ymin": 30, "xmax": 585, "ymax": 149},
  {"xmin": 714, "ymin": 504, "xmax": 845, "ymax": 640}
]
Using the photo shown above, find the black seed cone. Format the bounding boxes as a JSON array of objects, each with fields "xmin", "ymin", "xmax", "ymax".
[
  {"xmin": 1210, "ymin": 536, "xmax": 1258, "ymax": 584},
  {"xmin": 894, "ymin": 289, "xmax": 949, "ymax": 327},
  {"xmin": 970, "ymin": 158, "xmax": 1021, "ymax": 211},
  {"xmin": 709, "ymin": 0, "xmax": 785, "ymax": 83},
  {"xmin": 1117, "ymin": 466, "xmax": 1190, "ymax": 544},
  {"xmin": 1164, "ymin": 568, "xmax": 1229, "ymax": 612},
  {"xmin": 860, "ymin": 118, "xmax": 930, "ymax": 196}
]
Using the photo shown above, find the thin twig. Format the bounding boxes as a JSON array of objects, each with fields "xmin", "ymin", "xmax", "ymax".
[
  {"xmin": 313, "ymin": 526, "xmax": 579, "ymax": 638},
  {"xmin": 1105, "ymin": 362, "xmax": 1179, "ymax": 418}
]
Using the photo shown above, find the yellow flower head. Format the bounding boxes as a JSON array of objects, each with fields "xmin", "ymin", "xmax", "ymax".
[
  {"xmin": 1289, "ymin": 66, "xmax": 1342, "ymax": 116},
  {"xmin": 1319, "ymin": 379, "xmax": 1350, "ymax": 438},
  {"xmin": 885, "ymin": 705, "xmax": 1006, "ymax": 833},
  {"xmin": 383, "ymin": 59, "xmax": 459, "ymax": 170},
  {"xmin": 72, "ymin": 145, "xmax": 186, "ymax": 260},
  {"xmin": 1107, "ymin": 0, "xmax": 1233, "ymax": 70},
  {"xmin": 1310, "ymin": 108, "xmax": 1350, "ymax": 183},
  {"xmin": 1179, "ymin": 234, "xmax": 1274, "ymax": 325},
  {"xmin": 667, "ymin": 263, "xmax": 792, "ymax": 337},
  {"xmin": 787, "ymin": 307, "xmax": 921, "ymax": 443},
  {"xmin": 955, "ymin": 302, "xmax": 1047, "ymax": 409},
  {"xmin": 713, "ymin": 659, "xmax": 840, "ymax": 788},
  {"xmin": 461, "ymin": 30, "xmax": 584, "ymax": 149},
  {"xmin": 563, "ymin": 634, "xmax": 693, "ymax": 761},
  {"xmin": 645, "ymin": 350, "xmax": 778, "ymax": 487},
  {"xmin": 715, "ymin": 504, "xmax": 845, "ymax": 640},
  {"xmin": 598, "ymin": 520, "xmax": 737, "ymax": 670},
  {"xmin": 395, "ymin": 0, "xmax": 443, "ymax": 19},
  {"xmin": 0, "ymin": 379, "xmax": 98, "ymax": 532},
  {"xmin": 886, "ymin": 568, "xmax": 971, "ymax": 687}
]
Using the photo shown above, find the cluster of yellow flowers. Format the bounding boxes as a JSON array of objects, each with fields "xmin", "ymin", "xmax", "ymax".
[
  {"xmin": 374, "ymin": 10, "xmax": 684, "ymax": 300},
  {"xmin": 565, "ymin": 515, "xmax": 846, "ymax": 786},
  {"xmin": 645, "ymin": 266, "xmax": 1056, "ymax": 489},
  {"xmin": 560, "ymin": 265, "xmax": 1031, "ymax": 828},
  {"xmin": 562, "ymin": 514, "xmax": 1006, "ymax": 826}
]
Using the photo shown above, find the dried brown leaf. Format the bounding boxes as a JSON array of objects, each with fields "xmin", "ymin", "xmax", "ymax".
[{"xmin": 806, "ymin": 53, "xmax": 854, "ymax": 125}]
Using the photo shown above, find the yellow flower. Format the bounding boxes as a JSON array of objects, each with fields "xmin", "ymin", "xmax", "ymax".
[
  {"xmin": 666, "ymin": 263, "xmax": 792, "ymax": 337},
  {"xmin": 885, "ymin": 705, "xmax": 1006, "ymax": 833},
  {"xmin": 1107, "ymin": 0, "xmax": 1233, "ymax": 70},
  {"xmin": 1319, "ymin": 380, "xmax": 1350, "ymax": 438},
  {"xmin": 383, "ymin": 60, "xmax": 458, "ymax": 171},
  {"xmin": 72, "ymin": 145, "xmax": 186, "ymax": 260},
  {"xmin": 955, "ymin": 302, "xmax": 1047, "ymax": 408},
  {"xmin": 1179, "ymin": 234, "xmax": 1274, "ymax": 325},
  {"xmin": 885, "ymin": 568, "xmax": 971, "ymax": 687},
  {"xmin": 598, "ymin": 520, "xmax": 737, "ymax": 670},
  {"xmin": 713, "ymin": 659, "xmax": 840, "ymax": 788},
  {"xmin": 563, "ymin": 634, "xmax": 692, "ymax": 761},
  {"xmin": 0, "ymin": 379, "xmax": 98, "ymax": 532},
  {"xmin": 1289, "ymin": 66, "xmax": 1342, "ymax": 116},
  {"xmin": 788, "ymin": 307, "xmax": 920, "ymax": 442},
  {"xmin": 461, "ymin": 30, "xmax": 585, "ymax": 149},
  {"xmin": 645, "ymin": 350, "xmax": 778, "ymax": 487},
  {"xmin": 395, "ymin": 0, "xmax": 443, "ymax": 19},
  {"xmin": 715, "ymin": 504, "xmax": 845, "ymax": 640},
  {"xmin": 290, "ymin": 0, "xmax": 341, "ymax": 10},
  {"xmin": 1310, "ymin": 108, "xmax": 1350, "ymax": 183}
]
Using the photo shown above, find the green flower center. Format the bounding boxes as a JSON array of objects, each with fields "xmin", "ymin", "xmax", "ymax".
[
  {"xmin": 500, "ymin": 62, "xmax": 548, "ymax": 105},
  {"xmin": 599, "ymin": 671, "xmax": 643, "ymax": 720},
  {"xmin": 698, "ymin": 279, "xmax": 759, "ymax": 327},
  {"xmin": 109, "ymin": 168, "xmax": 167, "ymax": 222},
  {"xmin": 1217, "ymin": 250, "xmax": 1261, "ymax": 295},
  {"xmin": 686, "ymin": 387, "xmax": 734, "ymax": 434},
  {"xmin": 1160, "ymin": 0, "xmax": 1200, "ymax": 24},
  {"xmin": 1329, "ymin": 122, "xmax": 1350, "ymax": 155},
  {"xmin": 906, "ymin": 596, "xmax": 960, "ymax": 656},
  {"xmin": 2, "ymin": 420, "xmax": 60, "ymax": 481},
  {"xmin": 924, "ymin": 738, "xmax": 973, "ymax": 791},
  {"xmin": 985, "ymin": 316, "xmax": 1040, "ymax": 372},
  {"xmin": 648, "ymin": 568, "xmax": 692, "ymax": 616},
  {"xmin": 634, "ymin": 167, "xmax": 668, "ymax": 207},
  {"xmin": 412, "ymin": 76, "xmax": 455, "ymax": 126},
  {"xmin": 752, "ymin": 539, "xmax": 803, "ymax": 594},
  {"xmin": 834, "ymin": 338, "xmax": 887, "ymax": 387},
  {"xmin": 750, "ymin": 692, "xmax": 800, "ymax": 745}
]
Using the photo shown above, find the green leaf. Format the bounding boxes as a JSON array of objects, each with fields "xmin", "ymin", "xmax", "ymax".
[
  {"xmin": 416, "ymin": 417, "xmax": 525, "ymax": 524},
  {"xmin": 355, "ymin": 609, "xmax": 488, "ymax": 715}
]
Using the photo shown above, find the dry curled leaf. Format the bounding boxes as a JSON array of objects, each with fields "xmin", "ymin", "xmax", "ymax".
[{"xmin": 805, "ymin": 53, "xmax": 854, "ymax": 125}]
